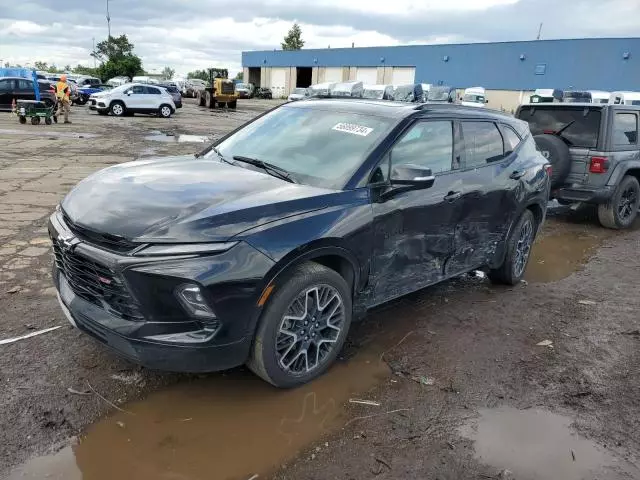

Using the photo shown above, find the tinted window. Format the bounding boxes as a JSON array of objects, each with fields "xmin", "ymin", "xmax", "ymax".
[
  {"xmin": 145, "ymin": 87, "xmax": 161, "ymax": 95},
  {"xmin": 517, "ymin": 106, "xmax": 601, "ymax": 148},
  {"xmin": 462, "ymin": 122, "xmax": 505, "ymax": 167},
  {"xmin": 390, "ymin": 121, "xmax": 454, "ymax": 174},
  {"xmin": 502, "ymin": 125, "xmax": 522, "ymax": 153},
  {"xmin": 18, "ymin": 79, "xmax": 34, "ymax": 91},
  {"xmin": 132, "ymin": 85, "xmax": 145, "ymax": 94},
  {"xmin": 0, "ymin": 79, "xmax": 14, "ymax": 92},
  {"xmin": 613, "ymin": 113, "xmax": 637, "ymax": 145}
]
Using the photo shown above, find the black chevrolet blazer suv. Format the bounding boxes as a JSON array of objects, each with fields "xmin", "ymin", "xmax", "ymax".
[{"xmin": 49, "ymin": 99, "xmax": 550, "ymax": 387}]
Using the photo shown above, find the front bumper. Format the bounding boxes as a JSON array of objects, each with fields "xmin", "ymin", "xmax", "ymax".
[
  {"xmin": 48, "ymin": 211, "xmax": 274, "ymax": 372},
  {"xmin": 552, "ymin": 185, "xmax": 614, "ymax": 204},
  {"xmin": 88, "ymin": 98, "xmax": 108, "ymax": 111}
]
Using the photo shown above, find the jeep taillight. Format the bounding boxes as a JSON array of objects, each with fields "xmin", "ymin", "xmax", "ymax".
[
  {"xmin": 544, "ymin": 164, "xmax": 552, "ymax": 177},
  {"xmin": 589, "ymin": 156, "xmax": 609, "ymax": 174}
]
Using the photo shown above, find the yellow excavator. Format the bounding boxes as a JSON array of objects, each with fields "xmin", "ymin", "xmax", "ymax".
[{"xmin": 197, "ymin": 68, "xmax": 238, "ymax": 109}]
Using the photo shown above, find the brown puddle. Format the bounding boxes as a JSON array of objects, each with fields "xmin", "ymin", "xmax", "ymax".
[
  {"xmin": 525, "ymin": 229, "xmax": 613, "ymax": 283},
  {"xmin": 8, "ymin": 317, "xmax": 416, "ymax": 480},
  {"xmin": 460, "ymin": 407, "xmax": 639, "ymax": 479}
]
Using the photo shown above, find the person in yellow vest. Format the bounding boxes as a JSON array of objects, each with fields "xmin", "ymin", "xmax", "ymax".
[{"xmin": 54, "ymin": 74, "xmax": 72, "ymax": 124}]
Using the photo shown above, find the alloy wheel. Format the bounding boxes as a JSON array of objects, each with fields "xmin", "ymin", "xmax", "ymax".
[
  {"xmin": 513, "ymin": 219, "xmax": 533, "ymax": 278},
  {"xmin": 112, "ymin": 104, "xmax": 123, "ymax": 116},
  {"xmin": 618, "ymin": 185, "xmax": 639, "ymax": 221},
  {"xmin": 161, "ymin": 106, "xmax": 171, "ymax": 117},
  {"xmin": 276, "ymin": 285, "xmax": 345, "ymax": 375}
]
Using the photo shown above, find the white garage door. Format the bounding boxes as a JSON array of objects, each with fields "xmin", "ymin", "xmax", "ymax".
[
  {"xmin": 324, "ymin": 67, "xmax": 343, "ymax": 83},
  {"xmin": 355, "ymin": 67, "xmax": 378, "ymax": 85},
  {"xmin": 270, "ymin": 68, "xmax": 287, "ymax": 98},
  {"xmin": 391, "ymin": 67, "xmax": 415, "ymax": 84}
]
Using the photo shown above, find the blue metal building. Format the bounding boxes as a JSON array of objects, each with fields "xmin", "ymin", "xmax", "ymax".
[{"xmin": 242, "ymin": 37, "xmax": 640, "ymax": 96}]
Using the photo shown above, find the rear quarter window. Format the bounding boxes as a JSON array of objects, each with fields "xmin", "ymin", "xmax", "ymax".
[
  {"xmin": 517, "ymin": 106, "xmax": 601, "ymax": 148},
  {"xmin": 613, "ymin": 113, "xmax": 638, "ymax": 146}
]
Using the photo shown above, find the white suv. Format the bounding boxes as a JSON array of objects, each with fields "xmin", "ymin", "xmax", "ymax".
[{"xmin": 88, "ymin": 83, "xmax": 176, "ymax": 118}]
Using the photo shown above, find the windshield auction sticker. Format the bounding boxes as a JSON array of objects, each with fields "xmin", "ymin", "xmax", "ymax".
[{"xmin": 332, "ymin": 123, "xmax": 373, "ymax": 136}]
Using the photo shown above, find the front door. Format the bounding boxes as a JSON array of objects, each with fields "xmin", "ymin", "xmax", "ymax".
[
  {"xmin": 371, "ymin": 119, "xmax": 462, "ymax": 304},
  {"xmin": 0, "ymin": 79, "xmax": 16, "ymax": 109},
  {"xmin": 127, "ymin": 85, "xmax": 147, "ymax": 110}
]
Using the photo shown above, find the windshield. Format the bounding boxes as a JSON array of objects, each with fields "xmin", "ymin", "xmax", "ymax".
[
  {"xmin": 236, "ymin": 83, "xmax": 248, "ymax": 89},
  {"xmin": 518, "ymin": 106, "xmax": 601, "ymax": 148},
  {"xmin": 293, "ymin": 88, "xmax": 307, "ymax": 95},
  {"xmin": 208, "ymin": 105, "xmax": 393, "ymax": 188},
  {"xmin": 427, "ymin": 87, "xmax": 451, "ymax": 101},
  {"xmin": 462, "ymin": 94, "xmax": 485, "ymax": 103},
  {"xmin": 392, "ymin": 86, "xmax": 415, "ymax": 102},
  {"xmin": 362, "ymin": 89, "xmax": 384, "ymax": 99},
  {"xmin": 563, "ymin": 92, "xmax": 591, "ymax": 103}
]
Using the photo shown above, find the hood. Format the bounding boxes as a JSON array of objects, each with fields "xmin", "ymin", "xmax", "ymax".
[{"xmin": 62, "ymin": 156, "xmax": 335, "ymax": 243}]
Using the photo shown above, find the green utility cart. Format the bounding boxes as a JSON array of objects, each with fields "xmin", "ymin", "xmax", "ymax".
[{"xmin": 16, "ymin": 99, "xmax": 55, "ymax": 125}]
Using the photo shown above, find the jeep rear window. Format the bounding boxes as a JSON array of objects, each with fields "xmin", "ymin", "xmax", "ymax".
[{"xmin": 518, "ymin": 106, "xmax": 601, "ymax": 148}]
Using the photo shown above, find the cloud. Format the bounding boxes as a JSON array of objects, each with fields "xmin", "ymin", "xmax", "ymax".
[{"xmin": 0, "ymin": 0, "xmax": 638, "ymax": 77}]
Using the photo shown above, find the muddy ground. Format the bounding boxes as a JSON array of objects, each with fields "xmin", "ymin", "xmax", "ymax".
[{"xmin": 1, "ymin": 100, "xmax": 639, "ymax": 480}]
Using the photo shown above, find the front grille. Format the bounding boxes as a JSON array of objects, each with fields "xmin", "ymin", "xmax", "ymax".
[
  {"xmin": 221, "ymin": 82, "xmax": 235, "ymax": 94},
  {"xmin": 62, "ymin": 211, "xmax": 137, "ymax": 253},
  {"xmin": 52, "ymin": 237, "xmax": 144, "ymax": 321}
]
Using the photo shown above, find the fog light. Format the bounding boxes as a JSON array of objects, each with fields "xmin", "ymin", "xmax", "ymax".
[{"xmin": 175, "ymin": 284, "xmax": 216, "ymax": 319}]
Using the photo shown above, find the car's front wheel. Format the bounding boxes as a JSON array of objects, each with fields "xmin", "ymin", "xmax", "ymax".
[
  {"xmin": 489, "ymin": 209, "xmax": 536, "ymax": 285},
  {"xmin": 248, "ymin": 262, "xmax": 352, "ymax": 388},
  {"xmin": 110, "ymin": 101, "xmax": 125, "ymax": 117},
  {"xmin": 597, "ymin": 175, "xmax": 640, "ymax": 229}
]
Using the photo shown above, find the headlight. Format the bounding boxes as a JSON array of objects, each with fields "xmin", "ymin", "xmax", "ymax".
[
  {"xmin": 175, "ymin": 283, "xmax": 216, "ymax": 319},
  {"xmin": 133, "ymin": 241, "xmax": 237, "ymax": 256}
]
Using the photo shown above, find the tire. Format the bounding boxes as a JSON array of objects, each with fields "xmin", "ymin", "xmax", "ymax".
[
  {"xmin": 110, "ymin": 101, "xmax": 125, "ymax": 117},
  {"xmin": 489, "ymin": 209, "xmax": 536, "ymax": 285},
  {"xmin": 228, "ymin": 100, "xmax": 237, "ymax": 109},
  {"xmin": 19, "ymin": 116, "xmax": 26, "ymax": 124},
  {"xmin": 205, "ymin": 91, "xmax": 212, "ymax": 108},
  {"xmin": 77, "ymin": 97, "xmax": 86, "ymax": 106},
  {"xmin": 248, "ymin": 262, "xmax": 353, "ymax": 388},
  {"xmin": 159, "ymin": 104, "xmax": 172, "ymax": 118},
  {"xmin": 210, "ymin": 99, "xmax": 217, "ymax": 109},
  {"xmin": 198, "ymin": 92, "xmax": 206, "ymax": 107},
  {"xmin": 534, "ymin": 134, "xmax": 571, "ymax": 188},
  {"xmin": 45, "ymin": 117, "xmax": 52, "ymax": 125},
  {"xmin": 597, "ymin": 175, "xmax": 640, "ymax": 229},
  {"xmin": 31, "ymin": 116, "xmax": 40, "ymax": 125},
  {"xmin": 218, "ymin": 102, "xmax": 226, "ymax": 109}
]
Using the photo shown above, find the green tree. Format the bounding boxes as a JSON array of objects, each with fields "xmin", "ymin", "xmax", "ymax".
[
  {"xmin": 234, "ymin": 71, "xmax": 243, "ymax": 81},
  {"xmin": 63, "ymin": 64, "xmax": 71, "ymax": 72},
  {"xmin": 92, "ymin": 34, "xmax": 135, "ymax": 62},
  {"xmin": 162, "ymin": 66, "xmax": 175, "ymax": 80},
  {"xmin": 34, "ymin": 61, "xmax": 48, "ymax": 71},
  {"xmin": 187, "ymin": 69, "xmax": 210, "ymax": 82},
  {"xmin": 281, "ymin": 23, "xmax": 304, "ymax": 50},
  {"xmin": 90, "ymin": 34, "xmax": 144, "ymax": 81},
  {"xmin": 74, "ymin": 64, "xmax": 99, "ymax": 76}
]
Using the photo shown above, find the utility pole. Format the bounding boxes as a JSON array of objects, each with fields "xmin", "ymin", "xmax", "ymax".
[
  {"xmin": 536, "ymin": 22, "xmax": 543, "ymax": 40},
  {"xmin": 92, "ymin": 37, "xmax": 96, "ymax": 68},
  {"xmin": 106, "ymin": 0, "xmax": 111, "ymax": 39}
]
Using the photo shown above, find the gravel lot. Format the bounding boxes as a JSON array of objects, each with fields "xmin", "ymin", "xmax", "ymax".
[{"xmin": 1, "ymin": 99, "xmax": 639, "ymax": 480}]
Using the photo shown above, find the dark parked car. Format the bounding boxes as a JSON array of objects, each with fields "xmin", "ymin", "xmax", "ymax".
[
  {"xmin": 254, "ymin": 87, "xmax": 273, "ymax": 99},
  {"xmin": 0, "ymin": 77, "xmax": 57, "ymax": 110},
  {"xmin": 516, "ymin": 102, "xmax": 640, "ymax": 229},
  {"xmin": 158, "ymin": 83, "xmax": 183, "ymax": 108},
  {"xmin": 50, "ymin": 99, "xmax": 550, "ymax": 387}
]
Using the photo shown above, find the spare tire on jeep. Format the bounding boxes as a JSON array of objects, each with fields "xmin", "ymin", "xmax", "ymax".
[{"xmin": 533, "ymin": 134, "xmax": 571, "ymax": 188}]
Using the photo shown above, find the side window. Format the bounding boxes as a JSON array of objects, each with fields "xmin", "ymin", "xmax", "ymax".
[
  {"xmin": 390, "ymin": 121, "xmax": 454, "ymax": 174},
  {"xmin": 614, "ymin": 96, "xmax": 623, "ymax": 105},
  {"xmin": 18, "ymin": 79, "xmax": 34, "ymax": 91},
  {"xmin": 462, "ymin": 122, "xmax": 505, "ymax": 167},
  {"xmin": 132, "ymin": 85, "xmax": 145, "ymax": 94},
  {"xmin": 613, "ymin": 113, "xmax": 638, "ymax": 146},
  {"xmin": 145, "ymin": 87, "xmax": 161, "ymax": 95},
  {"xmin": 0, "ymin": 79, "xmax": 13, "ymax": 92},
  {"xmin": 502, "ymin": 125, "xmax": 522, "ymax": 154}
]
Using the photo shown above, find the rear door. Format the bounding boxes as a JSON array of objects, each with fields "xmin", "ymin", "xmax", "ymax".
[
  {"xmin": 144, "ymin": 86, "xmax": 162, "ymax": 111},
  {"xmin": 517, "ymin": 105, "xmax": 602, "ymax": 184},
  {"xmin": 447, "ymin": 120, "xmax": 520, "ymax": 273},
  {"xmin": 0, "ymin": 79, "xmax": 16, "ymax": 109}
]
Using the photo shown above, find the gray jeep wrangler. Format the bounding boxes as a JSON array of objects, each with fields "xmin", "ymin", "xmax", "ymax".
[{"xmin": 516, "ymin": 103, "xmax": 640, "ymax": 229}]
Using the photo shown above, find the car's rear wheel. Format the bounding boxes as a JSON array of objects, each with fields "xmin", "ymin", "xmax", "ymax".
[
  {"xmin": 489, "ymin": 209, "xmax": 536, "ymax": 285},
  {"xmin": 597, "ymin": 175, "xmax": 640, "ymax": 229},
  {"xmin": 228, "ymin": 100, "xmax": 237, "ymax": 109},
  {"xmin": 110, "ymin": 101, "xmax": 125, "ymax": 117},
  {"xmin": 159, "ymin": 104, "xmax": 172, "ymax": 118},
  {"xmin": 248, "ymin": 262, "xmax": 352, "ymax": 388}
]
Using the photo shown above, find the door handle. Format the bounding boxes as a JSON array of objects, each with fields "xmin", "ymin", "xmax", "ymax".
[
  {"xmin": 444, "ymin": 191, "xmax": 462, "ymax": 202},
  {"xmin": 509, "ymin": 170, "xmax": 526, "ymax": 180}
]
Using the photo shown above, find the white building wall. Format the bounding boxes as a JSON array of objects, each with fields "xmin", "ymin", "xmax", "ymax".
[
  {"xmin": 355, "ymin": 68, "xmax": 378, "ymax": 85},
  {"xmin": 391, "ymin": 67, "xmax": 415, "ymax": 84},
  {"xmin": 323, "ymin": 67, "xmax": 343, "ymax": 83},
  {"xmin": 270, "ymin": 67, "xmax": 287, "ymax": 98}
]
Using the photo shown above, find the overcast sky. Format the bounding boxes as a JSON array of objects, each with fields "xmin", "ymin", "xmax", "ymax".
[{"xmin": 1, "ymin": 0, "xmax": 639, "ymax": 77}]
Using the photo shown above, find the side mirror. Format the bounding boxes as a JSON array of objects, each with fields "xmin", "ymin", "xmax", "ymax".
[
  {"xmin": 125, "ymin": 90, "xmax": 132, "ymax": 95},
  {"xmin": 390, "ymin": 165, "xmax": 435, "ymax": 189}
]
